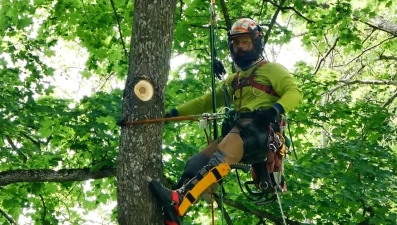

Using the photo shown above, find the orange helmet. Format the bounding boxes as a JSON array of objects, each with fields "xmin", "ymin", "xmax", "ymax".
[
  {"xmin": 229, "ymin": 18, "xmax": 262, "ymax": 37},
  {"xmin": 227, "ymin": 18, "xmax": 265, "ymax": 70}
]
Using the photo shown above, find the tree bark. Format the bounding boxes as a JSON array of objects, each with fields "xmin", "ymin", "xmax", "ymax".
[
  {"xmin": 0, "ymin": 168, "xmax": 115, "ymax": 186},
  {"xmin": 116, "ymin": 0, "xmax": 177, "ymax": 224}
]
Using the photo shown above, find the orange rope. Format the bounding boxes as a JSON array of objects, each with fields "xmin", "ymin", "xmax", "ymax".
[
  {"xmin": 121, "ymin": 115, "xmax": 200, "ymax": 125},
  {"xmin": 211, "ymin": 194, "xmax": 215, "ymax": 225}
]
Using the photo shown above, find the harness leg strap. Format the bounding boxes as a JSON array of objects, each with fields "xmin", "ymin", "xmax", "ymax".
[
  {"xmin": 178, "ymin": 162, "xmax": 231, "ymax": 216},
  {"xmin": 149, "ymin": 150, "xmax": 231, "ymax": 224}
]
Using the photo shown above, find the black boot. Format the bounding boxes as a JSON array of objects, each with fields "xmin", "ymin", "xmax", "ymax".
[
  {"xmin": 149, "ymin": 164, "xmax": 215, "ymax": 225},
  {"xmin": 149, "ymin": 150, "xmax": 227, "ymax": 224}
]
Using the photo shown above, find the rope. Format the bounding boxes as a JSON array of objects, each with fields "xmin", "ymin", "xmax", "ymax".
[
  {"xmin": 209, "ymin": 0, "xmax": 219, "ymax": 141},
  {"xmin": 117, "ymin": 114, "xmax": 223, "ymax": 126},
  {"xmin": 287, "ymin": 120, "xmax": 299, "ymax": 160},
  {"xmin": 274, "ymin": 187, "xmax": 287, "ymax": 225},
  {"xmin": 211, "ymin": 194, "xmax": 215, "ymax": 225},
  {"xmin": 209, "ymin": 1, "xmax": 228, "ymax": 224}
]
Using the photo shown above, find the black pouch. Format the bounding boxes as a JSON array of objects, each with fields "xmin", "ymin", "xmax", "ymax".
[{"xmin": 221, "ymin": 110, "xmax": 239, "ymax": 137}]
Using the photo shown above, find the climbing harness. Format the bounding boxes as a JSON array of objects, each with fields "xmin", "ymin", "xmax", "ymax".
[
  {"xmin": 232, "ymin": 60, "xmax": 280, "ymax": 99},
  {"xmin": 232, "ymin": 115, "xmax": 290, "ymax": 205}
]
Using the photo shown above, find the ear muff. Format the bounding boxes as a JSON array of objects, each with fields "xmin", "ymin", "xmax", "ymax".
[{"xmin": 256, "ymin": 24, "xmax": 265, "ymax": 51}]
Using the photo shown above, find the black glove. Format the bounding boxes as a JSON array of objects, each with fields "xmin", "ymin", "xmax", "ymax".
[
  {"xmin": 165, "ymin": 108, "xmax": 179, "ymax": 118},
  {"xmin": 164, "ymin": 108, "xmax": 179, "ymax": 125},
  {"xmin": 213, "ymin": 59, "xmax": 226, "ymax": 80}
]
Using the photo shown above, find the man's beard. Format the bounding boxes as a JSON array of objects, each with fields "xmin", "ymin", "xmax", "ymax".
[{"xmin": 233, "ymin": 49, "xmax": 260, "ymax": 70}]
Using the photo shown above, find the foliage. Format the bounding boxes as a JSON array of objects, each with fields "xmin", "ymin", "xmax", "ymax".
[{"xmin": 0, "ymin": 0, "xmax": 397, "ymax": 224}]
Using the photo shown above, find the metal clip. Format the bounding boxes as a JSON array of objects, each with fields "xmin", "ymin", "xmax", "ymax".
[
  {"xmin": 198, "ymin": 119, "xmax": 208, "ymax": 129},
  {"xmin": 269, "ymin": 143, "xmax": 277, "ymax": 152}
]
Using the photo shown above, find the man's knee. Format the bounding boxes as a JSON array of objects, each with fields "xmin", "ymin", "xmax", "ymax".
[{"xmin": 200, "ymin": 138, "xmax": 222, "ymax": 157}]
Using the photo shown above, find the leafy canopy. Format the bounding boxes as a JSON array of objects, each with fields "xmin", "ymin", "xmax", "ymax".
[{"xmin": 0, "ymin": 0, "xmax": 397, "ymax": 224}]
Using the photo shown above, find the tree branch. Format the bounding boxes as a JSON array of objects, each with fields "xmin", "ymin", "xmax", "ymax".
[
  {"xmin": 259, "ymin": 0, "xmax": 266, "ymax": 19},
  {"xmin": 109, "ymin": 0, "xmax": 128, "ymax": 61},
  {"xmin": 263, "ymin": 0, "xmax": 288, "ymax": 46},
  {"xmin": 359, "ymin": 16, "xmax": 397, "ymax": 37},
  {"xmin": 0, "ymin": 207, "xmax": 17, "ymax": 225},
  {"xmin": 357, "ymin": 198, "xmax": 375, "ymax": 225},
  {"xmin": 361, "ymin": 28, "xmax": 376, "ymax": 45},
  {"xmin": 189, "ymin": 24, "xmax": 227, "ymax": 30},
  {"xmin": 39, "ymin": 194, "xmax": 47, "ymax": 225},
  {"xmin": 213, "ymin": 196, "xmax": 233, "ymax": 225},
  {"xmin": 0, "ymin": 167, "xmax": 116, "ymax": 186},
  {"xmin": 341, "ymin": 63, "xmax": 366, "ymax": 81},
  {"xmin": 267, "ymin": 1, "xmax": 315, "ymax": 23},
  {"xmin": 219, "ymin": 196, "xmax": 300, "ymax": 225},
  {"xmin": 21, "ymin": 133, "xmax": 41, "ymax": 149},
  {"xmin": 5, "ymin": 136, "xmax": 28, "ymax": 163},
  {"xmin": 339, "ymin": 79, "xmax": 397, "ymax": 86},
  {"xmin": 300, "ymin": 0, "xmax": 397, "ymax": 36},
  {"xmin": 342, "ymin": 36, "xmax": 396, "ymax": 66},
  {"xmin": 178, "ymin": 0, "xmax": 184, "ymax": 19},
  {"xmin": 218, "ymin": 0, "xmax": 232, "ymax": 30},
  {"xmin": 379, "ymin": 54, "xmax": 397, "ymax": 61},
  {"xmin": 383, "ymin": 91, "xmax": 397, "ymax": 108},
  {"xmin": 313, "ymin": 37, "xmax": 340, "ymax": 75},
  {"xmin": 282, "ymin": 6, "xmax": 315, "ymax": 23}
]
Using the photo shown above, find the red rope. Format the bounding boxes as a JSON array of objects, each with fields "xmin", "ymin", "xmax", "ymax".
[{"xmin": 211, "ymin": 194, "xmax": 215, "ymax": 225}]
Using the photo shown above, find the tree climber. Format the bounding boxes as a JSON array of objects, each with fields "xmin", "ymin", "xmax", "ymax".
[{"xmin": 149, "ymin": 18, "xmax": 303, "ymax": 225}]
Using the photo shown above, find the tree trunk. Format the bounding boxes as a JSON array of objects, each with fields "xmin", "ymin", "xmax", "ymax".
[{"xmin": 117, "ymin": 0, "xmax": 177, "ymax": 224}]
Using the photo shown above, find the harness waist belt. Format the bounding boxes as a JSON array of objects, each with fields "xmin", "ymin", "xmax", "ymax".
[{"xmin": 239, "ymin": 112, "xmax": 257, "ymax": 119}]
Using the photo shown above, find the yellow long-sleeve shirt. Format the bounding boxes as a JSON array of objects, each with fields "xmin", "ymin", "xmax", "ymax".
[{"xmin": 176, "ymin": 61, "xmax": 302, "ymax": 116}]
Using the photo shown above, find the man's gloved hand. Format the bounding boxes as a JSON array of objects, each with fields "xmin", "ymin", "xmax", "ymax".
[
  {"xmin": 165, "ymin": 108, "xmax": 179, "ymax": 118},
  {"xmin": 164, "ymin": 108, "xmax": 179, "ymax": 124},
  {"xmin": 213, "ymin": 59, "xmax": 226, "ymax": 80}
]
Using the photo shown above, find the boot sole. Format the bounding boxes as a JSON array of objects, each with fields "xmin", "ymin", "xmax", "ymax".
[{"xmin": 149, "ymin": 180, "xmax": 181, "ymax": 224}]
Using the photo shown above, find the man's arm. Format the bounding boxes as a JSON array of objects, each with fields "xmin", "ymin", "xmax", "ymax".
[
  {"xmin": 175, "ymin": 85, "xmax": 227, "ymax": 116},
  {"xmin": 263, "ymin": 63, "xmax": 303, "ymax": 114}
]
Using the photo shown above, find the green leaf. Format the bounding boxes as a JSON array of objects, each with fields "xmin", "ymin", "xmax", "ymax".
[
  {"xmin": 45, "ymin": 183, "xmax": 59, "ymax": 194},
  {"xmin": 17, "ymin": 18, "xmax": 33, "ymax": 29},
  {"xmin": 2, "ymin": 198, "xmax": 16, "ymax": 208},
  {"xmin": 82, "ymin": 70, "xmax": 91, "ymax": 78},
  {"xmin": 34, "ymin": 0, "xmax": 45, "ymax": 6}
]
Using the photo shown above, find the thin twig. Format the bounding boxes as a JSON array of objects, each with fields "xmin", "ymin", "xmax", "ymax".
[
  {"xmin": 263, "ymin": 0, "xmax": 288, "ymax": 46},
  {"xmin": 339, "ymin": 79, "xmax": 397, "ymax": 86},
  {"xmin": 0, "ymin": 207, "xmax": 17, "ymax": 224},
  {"xmin": 219, "ymin": 0, "xmax": 232, "ymax": 30},
  {"xmin": 336, "ymin": 36, "xmax": 396, "ymax": 67},
  {"xmin": 109, "ymin": 0, "xmax": 128, "ymax": 61},
  {"xmin": 361, "ymin": 28, "xmax": 376, "ymax": 45},
  {"xmin": 313, "ymin": 37, "xmax": 340, "ymax": 75},
  {"xmin": 213, "ymin": 196, "xmax": 233, "ymax": 225},
  {"xmin": 379, "ymin": 54, "xmax": 397, "ymax": 61},
  {"xmin": 39, "ymin": 194, "xmax": 47, "ymax": 225},
  {"xmin": 383, "ymin": 91, "xmax": 397, "ymax": 108}
]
